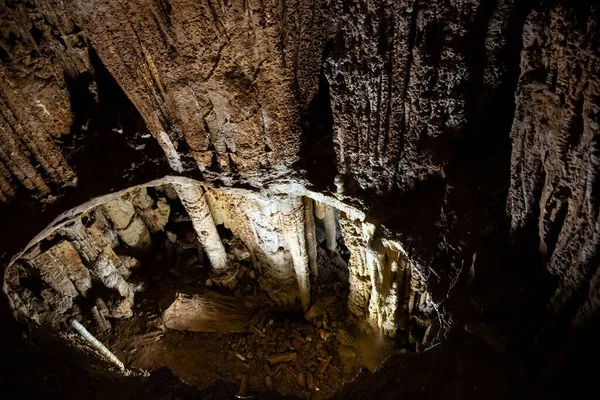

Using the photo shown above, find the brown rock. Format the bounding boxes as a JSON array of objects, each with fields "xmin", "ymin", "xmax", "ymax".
[
  {"xmin": 162, "ymin": 290, "xmax": 253, "ymax": 332},
  {"xmin": 266, "ymin": 352, "xmax": 297, "ymax": 366},
  {"xmin": 297, "ymin": 372, "xmax": 305, "ymax": 387},
  {"xmin": 238, "ymin": 374, "xmax": 248, "ymax": 396},
  {"xmin": 306, "ymin": 372, "xmax": 315, "ymax": 391}
]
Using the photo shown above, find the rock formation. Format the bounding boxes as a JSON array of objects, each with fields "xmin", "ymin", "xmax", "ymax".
[{"xmin": 1, "ymin": 0, "xmax": 600, "ymax": 397}]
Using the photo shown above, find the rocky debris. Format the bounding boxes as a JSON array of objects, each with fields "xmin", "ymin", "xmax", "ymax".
[
  {"xmin": 266, "ymin": 352, "xmax": 297, "ymax": 365},
  {"xmin": 162, "ymin": 290, "xmax": 253, "ymax": 333},
  {"xmin": 305, "ymin": 297, "xmax": 337, "ymax": 321},
  {"xmin": 221, "ymin": 312, "xmax": 348, "ymax": 396},
  {"xmin": 237, "ymin": 373, "xmax": 248, "ymax": 396}
]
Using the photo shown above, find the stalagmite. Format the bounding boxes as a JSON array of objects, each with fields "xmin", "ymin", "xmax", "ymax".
[
  {"xmin": 279, "ymin": 196, "xmax": 311, "ymax": 311},
  {"xmin": 203, "ymin": 188, "xmax": 299, "ymax": 307},
  {"xmin": 30, "ymin": 241, "xmax": 92, "ymax": 297},
  {"xmin": 303, "ymin": 198, "xmax": 318, "ymax": 277},
  {"xmin": 338, "ymin": 216, "xmax": 373, "ymax": 317},
  {"xmin": 70, "ymin": 320, "xmax": 124, "ymax": 370},
  {"xmin": 315, "ymin": 201, "xmax": 337, "ymax": 252},
  {"xmin": 56, "ymin": 219, "xmax": 134, "ymax": 318},
  {"xmin": 56, "ymin": 219, "xmax": 101, "ymax": 263},
  {"xmin": 173, "ymin": 183, "xmax": 228, "ymax": 273}
]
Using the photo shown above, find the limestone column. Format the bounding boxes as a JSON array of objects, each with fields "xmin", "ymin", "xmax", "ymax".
[
  {"xmin": 174, "ymin": 183, "xmax": 228, "ymax": 273},
  {"xmin": 315, "ymin": 201, "xmax": 337, "ymax": 252},
  {"xmin": 303, "ymin": 197, "xmax": 318, "ymax": 277},
  {"xmin": 279, "ymin": 196, "xmax": 311, "ymax": 311}
]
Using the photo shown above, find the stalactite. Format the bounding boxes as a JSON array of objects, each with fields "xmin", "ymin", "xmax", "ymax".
[
  {"xmin": 278, "ymin": 195, "xmax": 311, "ymax": 311},
  {"xmin": 315, "ymin": 201, "xmax": 337, "ymax": 252},
  {"xmin": 4, "ymin": 178, "xmax": 437, "ymax": 339},
  {"xmin": 173, "ymin": 183, "xmax": 228, "ymax": 274},
  {"xmin": 338, "ymin": 214, "xmax": 375, "ymax": 317},
  {"xmin": 29, "ymin": 241, "xmax": 92, "ymax": 297},
  {"xmin": 56, "ymin": 218, "xmax": 134, "ymax": 318},
  {"xmin": 203, "ymin": 187, "xmax": 298, "ymax": 307},
  {"xmin": 365, "ymin": 240, "xmax": 411, "ymax": 337},
  {"xmin": 366, "ymin": 240, "xmax": 388, "ymax": 332},
  {"xmin": 303, "ymin": 197, "xmax": 318, "ymax": 277},
  {"xmin": 56, "ymin": 219, "xmax": 102, "ymax": 263},
  {"xmin": 338, "ymin": 216, "xmax": 433, "ymax": 337}
]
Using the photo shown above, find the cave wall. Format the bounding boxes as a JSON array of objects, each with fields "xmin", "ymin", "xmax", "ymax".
[
  {"xmin": 1, "ymin": 0, "xmax": 600, "ymax": 369},
  {"xmin": 0, "ymin": 0, "xmax": 332, "ymax": 194},
  {"xmin": 4, "ymin": 177, "xmax": 436, "ymax": 344},
  {"xmin": 507, "ymin": 3, "xmax": 600, "ymax": 349}
]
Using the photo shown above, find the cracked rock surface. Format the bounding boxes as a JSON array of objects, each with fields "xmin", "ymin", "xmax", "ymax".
[{"xmin": 1, "ymin": 0, "xmax": 600, "ymax": 398}]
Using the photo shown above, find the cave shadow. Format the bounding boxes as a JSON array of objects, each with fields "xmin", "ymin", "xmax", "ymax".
[{"xmin": 297, "ymin": 39, "xmax": 337, "ymax": 192}]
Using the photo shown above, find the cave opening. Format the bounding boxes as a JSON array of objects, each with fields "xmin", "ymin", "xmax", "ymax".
[{"xmin": 3, "ymin": 179, "xmax": 437, "ymax": 397}]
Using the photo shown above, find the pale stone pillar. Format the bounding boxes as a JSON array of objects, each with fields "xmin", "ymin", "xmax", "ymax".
[
  {"xmin": 174, "ymin": 183, "xmax": 228, "ymax": 273},
  {"xmin": 279, "ymin": 196, "xmax": 311, "ymax": 311}
]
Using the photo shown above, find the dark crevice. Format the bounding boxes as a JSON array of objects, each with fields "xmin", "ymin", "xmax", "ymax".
[
  {"xmin": 0, "ymin": 44, "xmax": 175, "ymax": 258},
  {"xmin": 29, "ymin": 26, "xmax": 43, "ymax": 45},
  {"xmin": 62, "ymin": 45, "xmax": 170, "ymax": 188},
  {"xmin": 297, "ymin": 39, "xmax": 336, "ymax": 191}
]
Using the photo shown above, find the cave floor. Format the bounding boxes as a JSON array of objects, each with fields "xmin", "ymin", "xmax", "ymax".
[{"xmin": 103, "ymin": 292, "xmax": 362, "ymax": 398}]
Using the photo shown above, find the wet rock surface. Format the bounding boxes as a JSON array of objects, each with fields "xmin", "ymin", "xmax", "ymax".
[{"xmin": 0, "ymin": 0, "xmax": 599, "ymax": 398}]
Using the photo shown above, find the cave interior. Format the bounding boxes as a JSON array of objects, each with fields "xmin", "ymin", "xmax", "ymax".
[{"xmin": 1, "ymin": 0, "xmax": 600, "ymax": 399}]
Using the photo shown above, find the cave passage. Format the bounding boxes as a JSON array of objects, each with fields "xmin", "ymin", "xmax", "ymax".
[{"xmin": 3, "ymin": 179, "xmax": 437, "ymax": 397}]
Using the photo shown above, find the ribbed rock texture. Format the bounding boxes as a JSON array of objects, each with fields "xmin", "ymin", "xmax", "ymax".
[
  {"xmin": 1, "ymin": 0, "xmax": 600, "ymax": 377},
  {"xmin": 507, "ymin": 3, "xmax": 600, "ymax": 348},
  {"xmin": 4, "ymin": 180, "xmax": 436, "ymax": 347}
]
